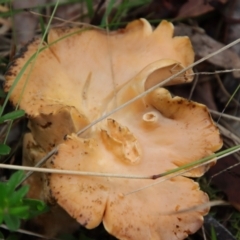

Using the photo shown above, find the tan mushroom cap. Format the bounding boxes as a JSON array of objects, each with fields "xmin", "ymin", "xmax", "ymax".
[
  {"xmin": 4, "ymin": 19, "xmax": 194, "ymax": 121},
  {"xmin": 49, "ymin": 64, "xmax": 222, "ymax": 239},
  {"xmin": 4, "ymin": 19, "xmax": 194, "ymax": 151},
  {"xmin": 49, "ymin": 133, "xmax": 208, "ymax": 240},
  {"xmin": 4, "ymin": 18, "xmax": 222, "ymax": 239},
  {"xmin": 105, "ymin": 61, "xmax": 222, "ymax": 176}
]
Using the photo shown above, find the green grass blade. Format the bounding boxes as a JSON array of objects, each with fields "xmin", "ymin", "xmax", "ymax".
[
  {"xmin": 6, "ymin": 171, "xmax": 24, "ymax": 194},
  {"xmin": 0, "ymin": 144, "xmax": 11, "ymax": 156},
  {"xmin": 0, "ymin": 110, "xmax": 25, "ymax": 123},
  {"xmin": 210, "ymin": 226, "xmax": 217, "ymax": 240},
  {"xmin": 3, "ymin": 214, "xmax": 20, "ymax": 231},
  {"xmin": 85, "ymin": 0, "xmax": 94, "ymax": 19},
  {"xmin": 1, "ymin": 0, "xmax": 60, "ymax": 146},
  {"xmin": 9, "ymin": 185, "xmax": 29, "ymax": 206},
  {"xmin": 153, "ymin": 145, "xmax": 240, "ymax": 179},
  {"xmin": 38, "ymin": 8, "xmax": 46, "ymax": 39},
  {"xmin": 100, "ymin": 0, "xmax": 115, "ymax": 27}
]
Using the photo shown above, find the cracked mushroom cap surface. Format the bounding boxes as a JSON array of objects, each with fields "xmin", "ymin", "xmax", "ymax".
[
  {"xmin": 49, "ymin": 65, "xmax": 222, "ymax": 240},
  {"xmin": 4, "ymin": 19, "xmax": 194, "ymax": 151}
]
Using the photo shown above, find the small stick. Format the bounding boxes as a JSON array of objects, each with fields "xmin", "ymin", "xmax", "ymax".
[
  {"xmin": 210, "ymin": 109, "xmax": 240, "ymax": 122},
  {"xmin": 125, "ymin": 146, "xmax": 240, "ymax": 195},
  {"xmin": 0, "ymin": 163, "xmax": 151, "ymax": 179}
]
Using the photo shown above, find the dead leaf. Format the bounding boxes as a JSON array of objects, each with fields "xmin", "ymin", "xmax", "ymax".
[
  {"xmin": 207, "ymin": 155, "xmax": 240, "ymax": 211},
  {"xmin": 13, "ymin": 0, "xmax": 47, "ymax": 47},
  {"xmin": 146, "ymin": 0, "xmax": 187, "ymax": 18},
  {"xmin": 175, "ymin": 24, "xmax": 240, "ymax": 78},
  {"xmin": 177, "ymin": 0, "xmax": 228, "ymax": 18}
]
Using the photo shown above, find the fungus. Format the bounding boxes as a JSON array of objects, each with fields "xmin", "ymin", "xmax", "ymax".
[
  {"xmin": 4, "ymin": 19, "xmax": 194, "ymax": 150},
  {"xmin": 49, "ymin": 63, "xmax": 222, "ymax": 240},
  {"xmin": 4, "ymin": 19, "xmax": 222, "ymax": 239}
]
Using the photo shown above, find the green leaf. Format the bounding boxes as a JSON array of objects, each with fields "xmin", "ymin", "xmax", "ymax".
[
  {"xmin": 0, "ymin": 110, "xmax": 25, "ymax": 123},
  {"xmin": 3, "ymin": 214, "xmax": 20, "ymax": 231},
  {"xmin": 0, "ymin": 170, "xmax": 49, "ymax": 229},
  {"xmin": 0, "ymin": 182, "xmax": 8, "ymax": 201},
  {"xmin": 6, "ymin": 171, "xmax": 24, "ymax": 194},
  {"xmin": 22, "ymin": 199, "xmax": 49, "ymax": 218},
  {"xmin": 8, "ymin": 185, "xmax": 29, "ymax": 205},
  {"xmin": 0, "ymin": 144, "xmax": 11, "ymax": 155},
  {"xmin": 8, "ymin": 206, "xmax": 29, "ymax": 219}
]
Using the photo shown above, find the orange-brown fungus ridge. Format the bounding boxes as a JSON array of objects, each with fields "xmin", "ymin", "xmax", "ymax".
[{"xmin": 4, "ymin": 19, "xmax": 222, "ymax": 239}]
